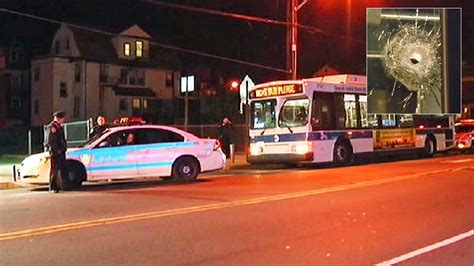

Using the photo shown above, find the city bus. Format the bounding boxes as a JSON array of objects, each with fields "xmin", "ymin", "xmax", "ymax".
[{"xmin": 247, "ymin": 74, "xmax": 455, "ymax": 165}]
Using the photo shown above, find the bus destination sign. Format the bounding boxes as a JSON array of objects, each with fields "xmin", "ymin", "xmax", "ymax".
[{"xmin": 250, "ymin": 84, "xmax": 303, "ymax": 99}]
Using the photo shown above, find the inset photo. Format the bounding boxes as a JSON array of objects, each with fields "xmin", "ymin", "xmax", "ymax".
[{"xmin": 367, "ymin": 8, "xmax": 461, "ymax": 114}]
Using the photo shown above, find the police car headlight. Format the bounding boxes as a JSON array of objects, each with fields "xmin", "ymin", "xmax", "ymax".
[
  {"xmin": 292, "ymin": 144, "xmax": 311, "ymax": 154},
  {"xmin": 250, "ymin": 146, "xmax": 263, "ymax": 156},
  {"xmin": 457, "ymin": 142, "xmax": 466, "ymax": 149}
]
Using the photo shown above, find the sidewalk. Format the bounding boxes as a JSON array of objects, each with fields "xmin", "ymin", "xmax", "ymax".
[
  {"xmin": 225, "ymin": 153, "xmax": 250, "ymax": 170},
  {"xmin": 0, "ymin": 164, "xmax": 23, "ymax": 189}
]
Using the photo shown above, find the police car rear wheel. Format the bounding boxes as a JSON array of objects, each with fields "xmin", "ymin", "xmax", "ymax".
[{"xmin": 172, "ymin": 157, "xmax": 199, "ymax": 181}]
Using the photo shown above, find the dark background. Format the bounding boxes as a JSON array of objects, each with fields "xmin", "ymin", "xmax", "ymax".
[{"xmin": 1, "ymin": 0, "xmax": 471, "ymax": 82}]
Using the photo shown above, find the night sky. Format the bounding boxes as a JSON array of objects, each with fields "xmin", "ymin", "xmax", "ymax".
[{"xmin": 1, "ymin": 0, "xmax": 472, "ymax": 83}]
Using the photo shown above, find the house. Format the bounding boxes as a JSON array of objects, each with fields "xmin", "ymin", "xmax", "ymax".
[
  {"xmin": 0, "ymin": 39, "xmax": 31, "ymax": 128},
  {"xmin": 30, "ymin": 24, "xmax": 181, "ymax": 127},
  {"xmin": 312, "ymin": 64, "xmax": 341, "ymax": 77}
]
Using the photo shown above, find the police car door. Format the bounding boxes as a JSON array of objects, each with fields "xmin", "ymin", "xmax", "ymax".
[
  {"xmin": 135, "ymin": 128, "xmax": 184, "ymax": 177},
  {"xmin": 88, "ymin": 129, "xmax": 139, "ymax": 180}
]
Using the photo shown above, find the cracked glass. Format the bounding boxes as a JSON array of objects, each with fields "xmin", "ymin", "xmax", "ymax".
[{"xmin": 367, "ymin": 8, "xmax": 459, "ymax": 114}]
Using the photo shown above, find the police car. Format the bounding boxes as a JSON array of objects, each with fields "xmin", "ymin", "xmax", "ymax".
[
  {"xmin": 17, "ymin": 125, "xmax": 226, "ymax": 189},
  {"xmin": 455, "ymin": 119, "xmax": 474, "ymax": 152}
]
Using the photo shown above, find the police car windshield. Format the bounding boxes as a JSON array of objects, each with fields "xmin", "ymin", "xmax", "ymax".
[
  {"xmin": 78, "ymin": 129, "xmax": 110, "ymax": 148},
  {"xmin": 455, "ymin": 125, "xmax": 474, "ymax": 133}
]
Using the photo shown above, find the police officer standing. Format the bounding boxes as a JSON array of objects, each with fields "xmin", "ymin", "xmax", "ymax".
[
  {"xmin": 46, "ymin": 111, "xmax": 67, "ymax": 193},
  {"xmin": 219, "ymin": 117, "xmax": 233, "ymax": 158}
]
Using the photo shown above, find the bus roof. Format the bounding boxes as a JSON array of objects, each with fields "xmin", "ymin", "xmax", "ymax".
[
  {"xmin": 303, "ymin": 74, "xmax": 366, "ymax": 85},
  {"xmin": 250, "ymin": 74, "xmax": 367, "ymax": 98}
]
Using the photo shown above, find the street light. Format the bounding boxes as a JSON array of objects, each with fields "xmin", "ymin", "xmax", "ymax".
[{"xmin": 181, "ymin": 75, "xmax": 195, "ymax": 130}]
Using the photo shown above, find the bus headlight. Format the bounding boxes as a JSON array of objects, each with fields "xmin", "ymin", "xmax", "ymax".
[
  {"xmin": 292, "ymin": 144, "xmax": 311, "ymax": 154},
  {"xmin": 250, "ymin": 146, "xmax": 263, "ymax": 156}
]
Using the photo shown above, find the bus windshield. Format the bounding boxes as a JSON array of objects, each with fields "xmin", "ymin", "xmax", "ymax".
[
  {"xmin": 278, "ymin": 98, "xmax": 310, "ymax": 128},
  {"xmin": 250, "ymin": 99, "xmax": 277, "ymax": 129}
]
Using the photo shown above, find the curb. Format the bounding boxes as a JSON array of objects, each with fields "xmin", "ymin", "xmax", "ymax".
[{"xmin": 0, "ymin": 182, "xmax": 25, "ymax": 190}]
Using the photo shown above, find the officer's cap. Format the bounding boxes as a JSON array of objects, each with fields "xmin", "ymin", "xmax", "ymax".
[{"xmin": 53, "ymin": 111, "xmax": 66, "ymax": 118}]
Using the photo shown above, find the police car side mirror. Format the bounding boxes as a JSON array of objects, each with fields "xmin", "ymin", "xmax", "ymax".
[{"xmin": 98, "ymin": 141, "xmax": 109, "ymax": 148}]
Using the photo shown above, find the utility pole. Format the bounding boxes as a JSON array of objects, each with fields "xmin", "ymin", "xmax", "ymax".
[
  {"xmin": 288, "ymin": 0, "xmax": 307, "ymax": 80},
  {"xmin": 290, "ymin": 0, "xmax": 298, "ymax": 80}
]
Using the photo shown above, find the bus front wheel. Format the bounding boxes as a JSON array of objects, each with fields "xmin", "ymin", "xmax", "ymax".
[{"xmin": 333, "ymin": 140, "xmax": 353, "ymax": 166}]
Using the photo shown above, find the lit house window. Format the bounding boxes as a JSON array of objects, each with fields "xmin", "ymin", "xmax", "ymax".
[
  {"xmin": 136, "ymin": 41, "xmax": 143, "ymax": 57},
  {"xmin": 132, "ymin": 99, "xmax": 140, "ymax": 108},
  {"xmin": 124, "ymin": 43, "xmax": 131, "ymax": 57}
]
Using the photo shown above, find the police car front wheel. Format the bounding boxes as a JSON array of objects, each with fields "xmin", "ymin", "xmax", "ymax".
[
  {"xmin": 62, "ymin": 161, "xmax": 86, "ymax": 190},
  {"xmin": 172, "ymin": 157, "xmax": 200, "ymax": 181}
]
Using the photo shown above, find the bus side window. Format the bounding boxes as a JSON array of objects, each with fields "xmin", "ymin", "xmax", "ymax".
[
  {"xmin": 312, "ymin": 92, "xmax": 335, "ymax": 131},
  {"xmin": 311, "ymin": 109, "xmax": 320, "ymax": 130},
  {"xmin": 334, "ymin": 94, "xmax": 346, "ymax": 129}
]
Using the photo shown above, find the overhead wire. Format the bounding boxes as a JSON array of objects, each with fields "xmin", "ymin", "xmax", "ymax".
[
  {"xmin": 0, "ymin": 7, "xmax": 289, "ymax": 73},
  {"xmin": 140, "ymin": 0, "xmax": 365, "ymax": 43}
]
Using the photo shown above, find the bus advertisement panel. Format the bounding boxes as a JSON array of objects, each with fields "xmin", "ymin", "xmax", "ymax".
[{"xmin": 373, "ymin": 129, "xmax": 416, "ymax": 150}]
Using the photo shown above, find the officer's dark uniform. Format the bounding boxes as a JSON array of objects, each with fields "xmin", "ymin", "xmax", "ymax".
[
  {"xmin": 219, "ymin": 119, "xmax": 233, "ymax": 158},
  {"xmin": 46, "ymin": 111, "xmax": 67, "ymax": 192}
]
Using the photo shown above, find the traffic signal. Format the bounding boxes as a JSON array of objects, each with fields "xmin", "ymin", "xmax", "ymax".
[{"xmin": 229, "ymin": 80, "xmax": 239, "ymax": 91}]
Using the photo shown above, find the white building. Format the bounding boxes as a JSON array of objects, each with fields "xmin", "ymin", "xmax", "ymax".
[{"xmin": 31, "ymin": 24, "xmax": 181, "ymax": 126}]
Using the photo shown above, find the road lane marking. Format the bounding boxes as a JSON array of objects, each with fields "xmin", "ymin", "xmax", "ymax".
[
  {"xmin": 441, "ymin": 158, "xmax": 473, "ymax": 164},
  {"xmin": 375, "ymin": 229, "xmax": 474, "ymax": 266},
  {"xmin": 0, "ymin": 166, "xmax": 469, "ymax": 241}
]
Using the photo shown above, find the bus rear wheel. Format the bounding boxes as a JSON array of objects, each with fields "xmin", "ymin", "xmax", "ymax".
[
  {"xmin": 421, "ymin": 136, "xmax": 436, "ymax": 157},
  {"xmin": 333, "ymin": 140, "xmax": 353, "ymax": 166},
  {"xmin": 172, "ymin": 157, "xmax": 200, "ymax": 181}
]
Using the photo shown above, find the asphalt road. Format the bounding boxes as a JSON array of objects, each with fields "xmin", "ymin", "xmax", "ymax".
[{"xmin": 1, "ymin": 154, "xmax": 473, "ymax": 265}]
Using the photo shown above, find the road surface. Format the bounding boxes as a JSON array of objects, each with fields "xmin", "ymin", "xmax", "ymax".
[{"xmin": 1, "ymin": 154, "xmax": 473, "ymax": 265}]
